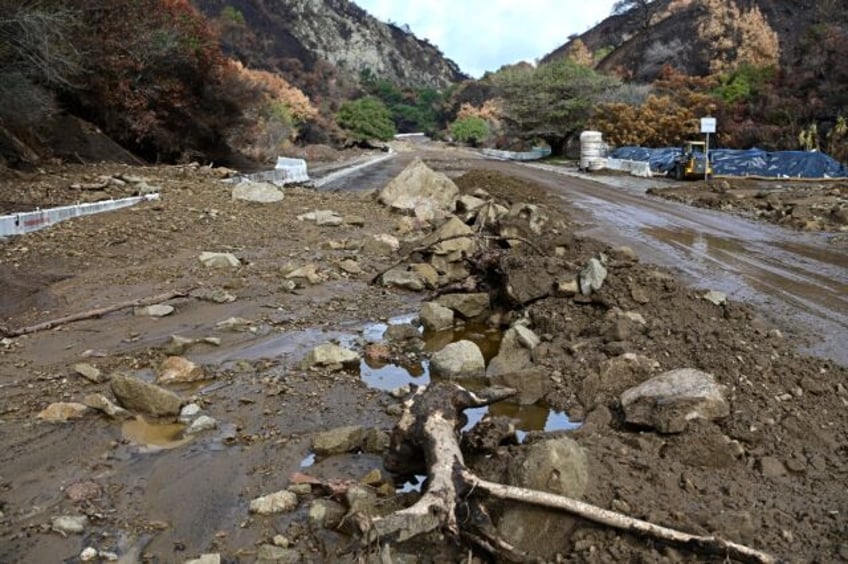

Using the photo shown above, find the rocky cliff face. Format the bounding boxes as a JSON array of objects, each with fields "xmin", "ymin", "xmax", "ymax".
[{"xmin": 194, "ymin": 0, "xmax": 466, "ymax": 89}]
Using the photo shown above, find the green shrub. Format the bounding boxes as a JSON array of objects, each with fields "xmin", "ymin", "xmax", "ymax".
[
  {"xmin": 336, "ymin": 96, "xmax": 396, "ymax": 141},
  {"xmin": 450, "ymin": 116, "xmax": 490, "ymax": 146}
]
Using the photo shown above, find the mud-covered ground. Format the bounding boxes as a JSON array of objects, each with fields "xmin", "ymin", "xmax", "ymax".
[
  {"xmin": 648, "ymin": 177, "xmax": 848, "ymax": 234},
  {"xmin": 0, "ymin": 150, "xmax": 846, "ymax": 563}
]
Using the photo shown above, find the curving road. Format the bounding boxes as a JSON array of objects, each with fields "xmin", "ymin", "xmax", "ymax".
[{"xmin": 315, "ymin": 146, "xmax": 848, "ymax": 365}]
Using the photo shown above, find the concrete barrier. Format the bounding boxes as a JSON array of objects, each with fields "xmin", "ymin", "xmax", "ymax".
[
  {"xmin": 482, "ymin": 147, "xmax": 552, "ymax": 161},
  {"xmin": 0, "ymin": 194, "xmax": 160, "ymax": 238},
  {"xmin": 247, "ymin": 157, "xmax": 310, "ymax": 186},
  {"xmin": 605, "ymin": 158, "xmax": 653, "ymax": 178}
]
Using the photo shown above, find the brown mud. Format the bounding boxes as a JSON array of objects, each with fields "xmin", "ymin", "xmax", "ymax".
[{"xmin": 0, "ymin": 147, "xmax": 846, "ymax": 563}]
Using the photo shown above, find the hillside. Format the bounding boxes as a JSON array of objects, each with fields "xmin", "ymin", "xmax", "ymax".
[{"xmin": 193, "ymin": 0, "xmax": 467, "ymax": 91}]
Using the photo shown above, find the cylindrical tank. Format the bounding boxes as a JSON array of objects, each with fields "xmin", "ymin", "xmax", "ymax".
[{"xmin": 580, "ymin": 131, "xmax": 606, "ymax": 171}]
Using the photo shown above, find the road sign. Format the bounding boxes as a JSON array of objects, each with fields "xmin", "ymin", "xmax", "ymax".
[{"xmin": 701, "ymin": 117, "xmax": 717, "ymax": 134}]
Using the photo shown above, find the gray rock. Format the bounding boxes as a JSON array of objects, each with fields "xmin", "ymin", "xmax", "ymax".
[
  {"xmin": 82, "ymin": 394, "xmax": 131, "ymax": 419},
  {"xmin": 308, "ymin": 499, "xmax": 346, "ymax": 528},
  {"xmin": 378, "ymin": 158, "xmax": 459, "ymax": 216},
  {"xmin": 157, "ymin": 356, "xmax": 205, "ymax": 384},
  {"xmin": 430, "ymin": 340, "xmax": 485, "ymax": 379},
  {"xmin": 249, "ymin": 490, "xmax": 298, "ymax": 515},
  {"xmin": 620, "ymin": 368, "xmax": 729, "ymax": 433},
  {"xmin": 579, "ymin": 258, "xmax": 608, "ymax": 295},
  {"xmin": 133, "ymin": 304, "xmax": 174, "ymax": 318},
  {"xmin": 513, "ymin": 325, "xmax": 540, "ymax": 350},
  {"xmin": 110, "ymin": 373, "xmax": 183, "ymax": 417},
  {"xmin": 52, "ymin": 515, "xmax": 88, "ymax": 535},
  {"xmin": 420, "ymin": 301, "xmax": 454, "ymax": 332},
  {"xmin": 507, "ymin": 203, "xmax": 549, "ymax": 235},
  {"xmin": 186, "ymin": 415, "xmax": 217, "ymax": 434},
  {"xmin": 345, "ymin": 484, "xmax": 379, "ymax": 514},
  {"xmin": 232, "ymin": 180, "xmax": 284, "ymax": 203},
  {"xmin": 362, "ymin": 233, "xmax": 400, "ymax": 256},
  {"xmin": 73, "ymin": 363, "xmax": 102, "ymax": 383},
  {"xmin": 37, "ymin": 402, "xmax": 89, "ymax": 423},
  {"xmin": 301, "ymin": 344, "xmax": 360, "ymax": 369},
  {"xmin": 199, "ymin": 252, "xmax": 240, "ymax": 268},
  {"xmin": 338, "ymin": 259, "xmax": 362, "ymax": 275},
  {"xmin": 256, "ymin": 544, "xmax": 300, "ymax": 564},
  {"xmin": 285, "ymin": 264, "xmax": 323, "ymax": 285},
  {"xmin": 487, "ymin": 327, "xmax": 534, "ymax": 378},
  {"xmin": 192, "ymin": 287, "xmax": 237, "ymax": 304},
  {"xmin": 383, "ymin": 323, "xmax": 420, "ymax": 342},
  {"xmin": 179, "ymin": 403, "xmax": 202, "ymax": 423},
  {"xmin": 703, "ymin": 290, "xmax": 727, "ymax": 306},
  {"xmin": 489, "ymin": 368, "xmax": 547, "ymax": 405},
  {"xmin": 435, "ymin": 292, "xmax": 490, "ymax": 319},
  {"xmin": 380, "ymin": 267, "xmax": 425, "ymax": 291},
  {"xmin": 498, "ymin": 438, "xmax": 588, "ymax": 558},
  {"xmin": 163, "ymin": 335, "xmax": 196, "ymax": 356},
  {"xmin": 184, "ymin": 555, "xmax": 220, "ymax": 564},
  {"xmin": 313, "ymin": 425, "xmax": 366, "ymax": 455},
  {"xmin": 430, "ymin": 254, "xmax": 470, "ymax": 284},
  {"xmin": 416, "ymin": 216, "xmax": 474, "ymax": 256}
]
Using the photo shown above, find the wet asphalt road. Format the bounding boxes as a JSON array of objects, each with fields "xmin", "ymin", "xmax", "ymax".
[{"xmin": 317, "ymin": 147, "xmax": 848, "ymax": 365}]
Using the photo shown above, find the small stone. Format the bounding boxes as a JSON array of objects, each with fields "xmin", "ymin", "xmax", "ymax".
[
  {"xmin": 216, "ymin": 317, "xmax": 251, "ymax": 330},
  {"xmin": 80, "ymin": 547, "xmax": 98, "ymax": 561},
  {"xmin": 157, "ymin": 356, "xmax": 205, "ymax": 384},
  {"xmin": 37, "ymin": 402, "xmax": 89, "ymax": 423},
  {"xmin": 256, "ymin": 545, "xmax": 299, "ymax": 564},
  {"xmin": 133, "ymin": 304, "xmax": 174, "ymax": 318},
  {"xmin": 249, "ymin": 490, "xmax": 298, "ymax": 515},
  {"xmin": 73, "ymin": 363, "xmax": 102, "ymax": 383},
  {"xmin": 83, "ymin": 394, "xmax": 131, "ymax": 419},
  {"xmin": 180, "ymin": 403, "xmax": 202, "ymax": 422},
  {"xmin": 579, "ymin": 258, "xmax": 607, "ymax": 295},
  {"xmin": 273, "ymin": 535, "xmax": 290, "ymax": 548},
  {"xmin": 308, "ymin": 499, "xmax": 346, "ymax": 527},
  {"xmin": 338, "ymin": 259, "xmax": 362, "ymax": 275},
  {"xmin": 420, "ymin": 301, "xmax": 454, "ymax": 332},
  {"xmin": 52, "ymin": 515, "xmax": 87, "ymax": 535},
  {"xmin": 199, "ymin": 252, "xmax": 240, "ymax": 268},
  {"xmin": 300, "ymin": 343, "xmax": 360, "ymax": 369},
  {"xmin": 66, "ymin": 481, "xmax": 102, "ymax": 503},
  {"xmin": 759, "ymin": 456, "xmax": 787, "ymax": 478},
  {"xmin": 702, "ymin": 290, "xmax": 727, "ymax": 306},
  {"xmin": 312, "ymin": 425, "xmax": 366, "ymax": 455},
  {"xmin": 186, "ymin": 415, "xmax": 217, "ymax": 434},
  {"xmin": 184, "ymin": 555, "xmax": 221, "ymax": 564},
  {"xmin": 163, "ymin": 335, "xmax": 196, "ymax": 356},
  {"xmin": 555, "ymin": 279, "xmax": 579, "ymax": 296}
]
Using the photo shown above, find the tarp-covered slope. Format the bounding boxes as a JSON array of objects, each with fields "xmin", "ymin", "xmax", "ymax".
[{"xmin": 610, "ymin": 147, "xmax": 848, "ymax": 178}]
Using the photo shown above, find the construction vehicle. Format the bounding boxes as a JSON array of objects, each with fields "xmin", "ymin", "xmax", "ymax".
[{"xmin": 671, "ymin": 141, "xmax": 712, "ymax": 180}]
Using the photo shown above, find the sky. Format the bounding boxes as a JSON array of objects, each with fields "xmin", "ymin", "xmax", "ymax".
[{"xmin": 355, "ymin": 0, "xmax": 618, "ymax": 78}]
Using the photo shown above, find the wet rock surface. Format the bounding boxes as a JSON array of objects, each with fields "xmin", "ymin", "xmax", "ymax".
[{"xmin": 0, "ymin": 150, "xmax": 846, "ymax": 562}]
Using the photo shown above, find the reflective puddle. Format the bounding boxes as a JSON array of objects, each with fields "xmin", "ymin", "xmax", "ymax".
[{"xmin": 121, "ymin": 416, "xmax": 191, "ymax": 451}]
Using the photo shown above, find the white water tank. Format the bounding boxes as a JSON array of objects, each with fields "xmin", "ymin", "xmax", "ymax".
[{"xmin": 580, "ymin": 131, "xmax": 606, "ymax": 171}]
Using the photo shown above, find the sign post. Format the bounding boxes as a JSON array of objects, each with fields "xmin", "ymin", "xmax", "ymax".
[{"xmin": 700, "ymin": 117, "xmax": 716, "ymax": 183}]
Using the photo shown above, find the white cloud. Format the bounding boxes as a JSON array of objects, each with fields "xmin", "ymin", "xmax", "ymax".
[{"xmin": 356, "ymin": 0, "xmax": 616, "ymax": 77}]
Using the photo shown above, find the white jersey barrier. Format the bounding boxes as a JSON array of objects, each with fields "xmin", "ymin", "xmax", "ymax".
[
  {"xmin": 0, "ymin": 194, "xmax": 160, "ymax": 238},
  {"xmin": 247, "ymin": 157, "xmax": 310, "ymax": 186},
  {"xmin": 605, "ymin": 158, "xmax": 653, "ymax": 178},
  {"xmin": 482, "ymin": 147, "xmax": 552, "ymax": 161}
]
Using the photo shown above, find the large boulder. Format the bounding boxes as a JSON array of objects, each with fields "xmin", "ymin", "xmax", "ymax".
[
  {"xmin": 420, "ymin": 301, "xmax": 454, "ymax": 332},
  {"xmin": 232, "ymin": 180, "xmax": 284, "ymax": 203},
  {"xmin": 497, "ymin": 437, "xmax": 589, "ymax": 557},
  {"xmin": 110, "ymin": 374, "xmax": 182, "ymax": 416},
  {"xmin": 429, "ymin": 340, "xmax": 485, "ymax": 379},
  {"xmin": 378, "ymin": 158, "xmax": 459, "ymax": 218},
  {"xmin": 620, "ymin": 368, "xmax": 729, "ymax": 433}
]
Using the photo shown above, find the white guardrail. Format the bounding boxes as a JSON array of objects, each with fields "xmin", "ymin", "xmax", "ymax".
[{"xmin": 0, "ymin": 194, "xmax": 160, "ymax": 238}]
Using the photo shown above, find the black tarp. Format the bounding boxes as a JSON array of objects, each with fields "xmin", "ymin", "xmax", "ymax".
[{"xmin": 609, "ymin": 146, "xmax": 848, "ymax": 178}]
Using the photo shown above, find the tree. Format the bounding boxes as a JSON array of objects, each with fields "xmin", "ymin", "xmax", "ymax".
[
  {"xmin": 450, "ymin": 116, "xmax": 490, "ymax": 146},
  {"xmin": 697, "ymin": 0, "xmax": 780, "ymax": 74},
  {"xmin": 612, "ymin": 0, "xmax": 656, "ymax": 28},
  {"xmin": 494, "ymin": 59, "xmax": 619, "ymax": 154},
  {"xmin": 336, "ymin": 97, "xmax": 396, "ymax": 142}
]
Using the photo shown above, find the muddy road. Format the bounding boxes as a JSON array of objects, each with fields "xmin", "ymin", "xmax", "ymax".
[{"xmin": 324, "ymin": 151, "xmax": 848, "ymax": 365}]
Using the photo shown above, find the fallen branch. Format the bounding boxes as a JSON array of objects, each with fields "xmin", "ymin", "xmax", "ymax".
[
  {"xmin": 357, "ymin": 382, "xmax": 776, "ymax": 564},
  {"xmin": 370, "ymin": 233, "xmax": 545, "ymax": 285},
  {"xmin": 2, "ymin": 288, "xmax": 195, "ymax": 338}
]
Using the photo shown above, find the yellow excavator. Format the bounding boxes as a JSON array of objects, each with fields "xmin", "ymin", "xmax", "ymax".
[{"xmin": 671, "ymin": 141, "xmax": 712, "ymax": 180}]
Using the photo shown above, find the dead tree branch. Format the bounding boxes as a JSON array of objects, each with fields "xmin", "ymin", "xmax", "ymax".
[{"xmin": 357, "ymin": 382, "xmax": 777, "ymax": 564}]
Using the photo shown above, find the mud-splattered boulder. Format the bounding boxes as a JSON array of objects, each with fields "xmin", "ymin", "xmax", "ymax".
[
  {"xmin": 110, "ymin": 374, "xmax": 183, "ymax": 417},
  {"xmin": 620, "ymin": 368, "xmax": 729, "ymax": 433},
  {"xmin": 497, "ymin": 437, "xmax": 589, "ymax": 557}
]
